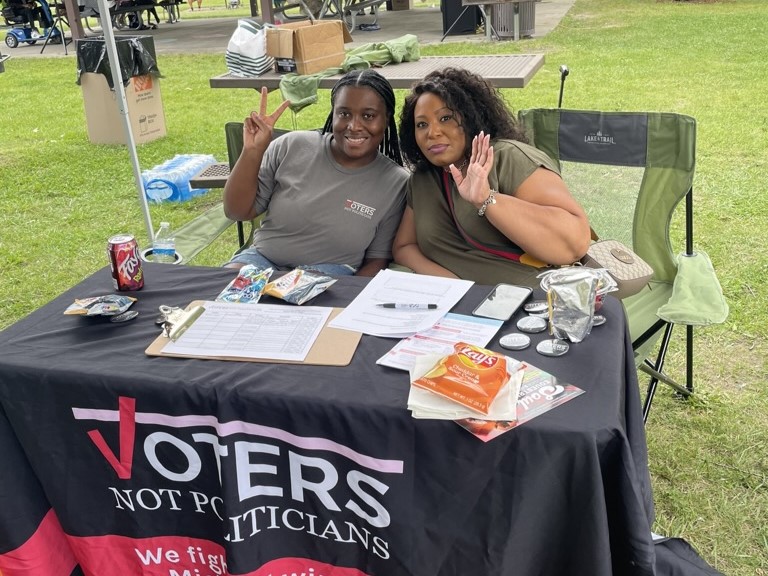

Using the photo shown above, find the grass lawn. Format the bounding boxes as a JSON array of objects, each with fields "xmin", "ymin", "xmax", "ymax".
[{"xmin": 1, "ymin": 0, "xmax": 767, "ymax": 574}]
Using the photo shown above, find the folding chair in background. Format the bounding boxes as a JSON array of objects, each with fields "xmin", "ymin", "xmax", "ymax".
[
  {"xmin": 272, "ymin": 0, "xmax": 319, "ymax": 21},
  {"xmin": 224, "ymin": 120, "xmax": 248, "ymax": 249},
  {"xmin": 518, "ymin": 109, "xmax": 728, "ymax": 422}
]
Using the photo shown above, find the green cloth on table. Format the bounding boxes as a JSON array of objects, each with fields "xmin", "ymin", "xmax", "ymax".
[
  {"xmin": 656, "ymin": 251, "xmax": 729, "ymax": 326},
  {"xmin": 279, "ymin": 34, "xmax": 420, "ymax": 112},
  {"xmin": 341, "ymin": 33, "xmax": 420, "ymax": 69},
  {"xmin": 278, "ymin": 72, "xmax": 331, "ymax": 114}
]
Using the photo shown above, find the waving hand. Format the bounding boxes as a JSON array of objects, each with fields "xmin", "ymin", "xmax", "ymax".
[{"xmin": 448, "ymin": 131, "xmax": 495, "ymax": 208}]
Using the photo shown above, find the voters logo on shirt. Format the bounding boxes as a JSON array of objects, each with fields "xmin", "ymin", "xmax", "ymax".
[{"xmin": 345, "ymin": 199, "xmax": 376, "ymax": 219}]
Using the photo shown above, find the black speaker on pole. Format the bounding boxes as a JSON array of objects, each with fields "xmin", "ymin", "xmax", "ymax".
[{"xmin": 441, "ymin": 0, "xmax": 479, "ymax": 36}]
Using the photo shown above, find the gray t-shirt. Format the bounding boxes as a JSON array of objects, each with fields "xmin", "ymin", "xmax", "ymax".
[{"xmin": 251, "ymin": 131, "xmax": 408, "ymax": 269}]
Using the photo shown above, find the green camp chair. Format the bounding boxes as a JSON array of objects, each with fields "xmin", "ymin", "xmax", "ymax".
[
  {"xmin": 518, "ymin": 109, "xmax": 728, "ymax": 423},
  {"xmin": 224, "ymin": 121, "xmax": 248, "ymax": 249}
]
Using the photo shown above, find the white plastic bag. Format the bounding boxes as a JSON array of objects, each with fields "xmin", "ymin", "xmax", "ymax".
[{"xmin": 225, "ymin": 20, "xmax": 274, "ymax": 77}]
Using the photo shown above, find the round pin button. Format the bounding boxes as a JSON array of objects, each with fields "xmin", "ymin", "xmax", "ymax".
[
  {"xmin": 592, "ymin": 314, "xmax": 606, "ymax": 326},
  {"xmin": 536, "ymin": 339, "xmax": 570, "ymax": 357},
  {"xmin": 527, "ymin": 309, "xmax": 550, "ymax": 319},
  {"xmin": 516, "ymin": 315, "xmax": 548, "ymax": 334},
  {"xmin": 499, "ymin": 333, "xmax": 531, "ymax": 350},
  {"xmin": 524, "ymin": 300, "xmax": 548, "ymax": 314}
]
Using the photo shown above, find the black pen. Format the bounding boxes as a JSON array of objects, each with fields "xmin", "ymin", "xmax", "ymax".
[{"xmin": 376, "ymin": 303, "xmax": 438, "ymax": 310}]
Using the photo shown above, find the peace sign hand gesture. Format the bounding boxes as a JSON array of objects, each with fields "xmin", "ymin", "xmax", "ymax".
[
  {"xmin": 242, "ymin": 86, "xmax": 291, "ymax": 153},
  {"xmin": 449, "ymin": 131, "xmax": 495, "ymax": 209}
]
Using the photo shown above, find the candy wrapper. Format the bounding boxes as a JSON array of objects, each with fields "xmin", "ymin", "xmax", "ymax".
[
  {"xmin": 216, "ymin": 265, "xmax": 273, "ymax": 304},
  {"xmin": 64, "ymin": 295, "xmax": 137, "ymax": 316},
  {"xmin": 263, "ymin": 268, "xmax": 336, "ymax": 305}
]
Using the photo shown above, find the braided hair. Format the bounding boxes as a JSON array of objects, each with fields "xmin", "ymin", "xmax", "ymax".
[
  {"xmin": 398, "ymin": 67, "xmax": 529, "ymax": 172},
  {"xmin": 321, "ymin": 69, "xmax": 403, "ymax": 167}
]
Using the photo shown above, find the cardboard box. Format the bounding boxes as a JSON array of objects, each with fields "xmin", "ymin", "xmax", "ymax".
[
  {"xmin": 80, "ymin": 72, "xmax": 166, "ymax": 145},
  {"xmin": 388, "ymin": 0, "xmax": 412, "ymax": 11},
  {"xmin": 266, "ymin": 20, "xmax": 353, "ymax": 76}
]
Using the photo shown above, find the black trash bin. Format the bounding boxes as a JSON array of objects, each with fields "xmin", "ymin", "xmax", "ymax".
[
  {"xmin": 441, "ymin": 0, "xmax": 480, "ymax": 36},
  {"xmin": 76, "ymin": 36, "xmax": 166, "ymax": 145}
]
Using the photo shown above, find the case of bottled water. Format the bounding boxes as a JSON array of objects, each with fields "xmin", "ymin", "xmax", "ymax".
[{"xmin": 142, "ymin": 154, "xmax": 217, "ymax": 203}]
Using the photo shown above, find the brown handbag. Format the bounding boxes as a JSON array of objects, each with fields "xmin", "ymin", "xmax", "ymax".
[{"xmin": 581, "ymin": 239, "xmax": 654, "ymax": 299}]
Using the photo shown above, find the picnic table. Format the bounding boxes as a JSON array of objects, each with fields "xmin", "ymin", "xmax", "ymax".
[{"xmin": 209, "ymin": 54, "xmax": 545, "ymax": 91}]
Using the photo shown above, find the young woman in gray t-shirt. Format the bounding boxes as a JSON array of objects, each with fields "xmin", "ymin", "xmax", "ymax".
[{"xmin": 224, "ymin": 69, "xmax": 409, "ymax": 277}]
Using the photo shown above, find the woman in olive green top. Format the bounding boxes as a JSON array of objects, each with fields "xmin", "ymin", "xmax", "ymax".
[{"xmin": 393, "ymin": 68, "xmax": 591, "ymax": 287}]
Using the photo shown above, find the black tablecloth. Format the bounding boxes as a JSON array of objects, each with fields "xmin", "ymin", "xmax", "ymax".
[{"xmin": 0, "ymin": 263, "xmax": 655, "ymax": 576}]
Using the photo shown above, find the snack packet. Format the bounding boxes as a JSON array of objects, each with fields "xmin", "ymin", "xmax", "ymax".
[
  {"xmin": 540, "ymin": 267, "xmax": 600, "ymax": 343},
  {"xmin": 539, "ymin": 266, "xmax": 616, "ymax": 312},
  {"xmin": 263, "ymin": 268, "xmax": 336, "ymax": 305},
  {"xmin": 411, "ymin": 342, "xmax": 509, "ymax": 415},
  {"xmin": 216, "ymin": 265, "xmax": 273, "ymax": 303},
  {"xmin": 64, "ymin": 295, "xmax": 137, "ymax": 316}
]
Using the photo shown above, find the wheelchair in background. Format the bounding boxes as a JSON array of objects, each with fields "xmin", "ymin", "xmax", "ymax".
[{"xmin": 2, "ymin": 0, "xmax": 64, "ymax": 47}]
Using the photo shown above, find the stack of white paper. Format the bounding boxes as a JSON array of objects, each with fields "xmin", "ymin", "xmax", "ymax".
[
  {"xmin": 376, "ymin": 313, "xmax": 504, "ymax": 371},
  {"xmin": 328, "ymin": 269, "xmax": 474, "ymax": 338}
]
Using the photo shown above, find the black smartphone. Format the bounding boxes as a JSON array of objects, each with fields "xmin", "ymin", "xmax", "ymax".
[{"xmin": 472, "ymin": 284, "xmax": 533, "ymax": 321}]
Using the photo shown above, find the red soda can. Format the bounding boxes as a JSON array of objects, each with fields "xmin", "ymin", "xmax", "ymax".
[{"xmin": 107, "ymin": 234, "xmax": 144, "ymax": 291}]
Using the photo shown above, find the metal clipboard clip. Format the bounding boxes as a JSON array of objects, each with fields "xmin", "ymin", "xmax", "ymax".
[{"xmin": 159, "ymin": 304, "xmax": 205, "ymax": 341}]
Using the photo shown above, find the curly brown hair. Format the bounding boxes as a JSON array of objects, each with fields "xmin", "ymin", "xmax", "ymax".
[{"xmin": 398, "ymin": 67, "xmax": 528, "ymax": 171}]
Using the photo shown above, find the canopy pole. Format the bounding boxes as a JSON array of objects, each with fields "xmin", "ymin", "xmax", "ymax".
[{"xmin": 96, "ymin": 0, "xmax": 155, "ymax": 243}]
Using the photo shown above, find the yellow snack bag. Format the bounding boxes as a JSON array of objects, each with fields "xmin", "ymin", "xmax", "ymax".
[{"xmin": 263, "ymin": 269, "xmax": 336, "ymax": 305}]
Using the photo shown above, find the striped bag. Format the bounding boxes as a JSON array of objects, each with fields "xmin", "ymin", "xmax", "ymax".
[{"xmin": 225, "ymin": 20, "xmax": 274, "ymax": 77}]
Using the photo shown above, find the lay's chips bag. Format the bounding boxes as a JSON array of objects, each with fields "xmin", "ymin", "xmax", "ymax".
[{"xmin": 411, "ymin": 342, "xmax": 509, "ymax": 415}]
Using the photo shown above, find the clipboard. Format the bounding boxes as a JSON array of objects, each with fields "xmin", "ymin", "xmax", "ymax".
[{"xmin": 145, "ymin": 301, "xmax": 362, "ymax": 366}]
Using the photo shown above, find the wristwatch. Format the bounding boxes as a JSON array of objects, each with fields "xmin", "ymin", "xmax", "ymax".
[{"xmin": 477, "ymin": 189, "xmax": 498, "ymax": 217}]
